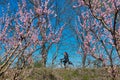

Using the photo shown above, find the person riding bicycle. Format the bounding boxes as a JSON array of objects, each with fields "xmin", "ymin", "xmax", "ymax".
[{"xmin": 60, "ymin": 52, "xmax": 73, "ymax": 68}]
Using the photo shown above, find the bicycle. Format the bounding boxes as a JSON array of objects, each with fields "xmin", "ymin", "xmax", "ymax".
[{"xmin": 60, "ymin": 59, "xmax": 74, "ymax": 68}]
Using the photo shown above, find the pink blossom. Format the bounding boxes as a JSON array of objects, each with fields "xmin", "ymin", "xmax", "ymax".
[
  {"xmin": 16, "ymin": 26, "xmax": 20, "ymax": 32},
  {"xmin": 86, "ymin": 33, "xmax": 92, "ymax": 42},
  {"xmin": 23, "ymin": 13, "xmax": 29, "ymax": 23},
  {"xmin": 78, "ymin": 0, "xmax": 84, "ymax": 6},
  {"xmin": 30, "ymin": 9, "xmax": 34, "ymax": 15},
  {"xmin": 28, "ymin": 56, "xmax": 33, "ymax": 64},
  {"xmin": 108, "ymin": 34, "xmax": 113, "ymax": 39},
  {"xmin": 109, "ymin": 39, "xmax": 113, "ymax": 44},
  {"xmin": 77, "ymin": 50, "xmax": 81, "ymax": 54},
  {"xmin": 35, "ymin": 7, "xmax": 42, "ymax": 14},
  {"xmin": 9, "ymin": 38, "xmax": 18, "ymax": 47},
  {"xmin": 91, "ymin": 47, "xmax": 96, "ymax": 52},
  {"xmin": 5, "ymin": 18, "xmax": 9, "ymax": 27},
  {"xmin": 51, "ymin": 39, "xmax": 57, "ymax": 43},
  {"xmin": 19, "ymin": 31, "xmax": 24, "ymax": 36},
  {"xmin": 47, "ymin": 32, "xmax": 52, "ymax": 40},
  {"xmin": 43, "ymin": 8, "xmax": 48, "ymax": 14},
  {"xmin": 118, "ymin": 27, "xmax": 120, "ymax": 35},
  {"xmin": 22, "ymin": 0, "xmax": 26, "ymax": 7},
  {"xmin": 99, "ymin": 54, "xmax": 103, "ymax": 59},
  {"xmin": 19, "ymin": 10, "xmax": 23, "ymax": 16},
  {"xmin": 54, "ymin": 38, "xmax": 60, "ymax": 43},
  {"xmin": 39, "ymin": 41, "xmax": 43, "ymax": 46},
  {"xmin": 116, "ymin": 0, "xmax": 120, "ymax": 7},
  {"xmin": 0, "ymin": 34, "xmax": 2, "ymax": 40},
  {"xmin": 31, "ymin": 33, "xmax": 38, "ymax": 43},
  {"xmin": 57, "ymin": 26, "xmax": 64, "ymax": 37},
  {"xmin": 106, "ymin": 18, "xmax": 112, "ymax": 25},
  {"xmin": 101, "ymin": 12, "xmax": 107, "ymax": 18},
  {"xmin": 84, "ymin": 41, "xmax": 89, "ymax": 51}
]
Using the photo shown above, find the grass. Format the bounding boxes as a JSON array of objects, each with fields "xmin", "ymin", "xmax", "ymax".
[{"xmin": 0, "ymin": 67, "xmax": 120, "ymax": 80}]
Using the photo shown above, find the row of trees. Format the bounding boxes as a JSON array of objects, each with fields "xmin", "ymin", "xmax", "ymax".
[
  {"xmin": 73, "ymin": 0, "xmax": 120, "ymax": 67},
  {"xmin": 0, "ymin": 0, "xmax": 65, "ymax": 75},
  {"xmin": 73, "ymin": 0, "xmax": 120, "ymax": 79}
]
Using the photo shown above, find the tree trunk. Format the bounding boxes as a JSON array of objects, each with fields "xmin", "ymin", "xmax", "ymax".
[
  {"xmin": 41, "ymin": 44, "xmax": 47, "ymax": 67},
  {"xmin": 82, "ymin": 54, "xmax": 87, "ymax": 68}
]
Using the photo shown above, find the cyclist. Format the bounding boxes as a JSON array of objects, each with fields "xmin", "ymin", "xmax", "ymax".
[{"xmin": 60, "ymin": 52, "xmax": 73, "ymax": 68}]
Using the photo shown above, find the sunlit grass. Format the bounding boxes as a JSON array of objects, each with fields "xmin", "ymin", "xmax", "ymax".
[{"xmin": 1, "ymin": 67, "xmax": 120, "ymax": 80}]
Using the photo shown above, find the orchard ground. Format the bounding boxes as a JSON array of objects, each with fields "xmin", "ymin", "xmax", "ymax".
[{"xmin": 1, "ymin": 67, "xmax": 120, "ymax": 80}]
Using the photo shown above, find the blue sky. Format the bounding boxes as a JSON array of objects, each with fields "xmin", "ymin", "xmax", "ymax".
[
  {"xmin": 1, "ymin": 0, "xmax": 120, "ymax": 68},
  {"xmin": 0, "ymin": 0, "xmax": 82, "ymax": 68}
]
